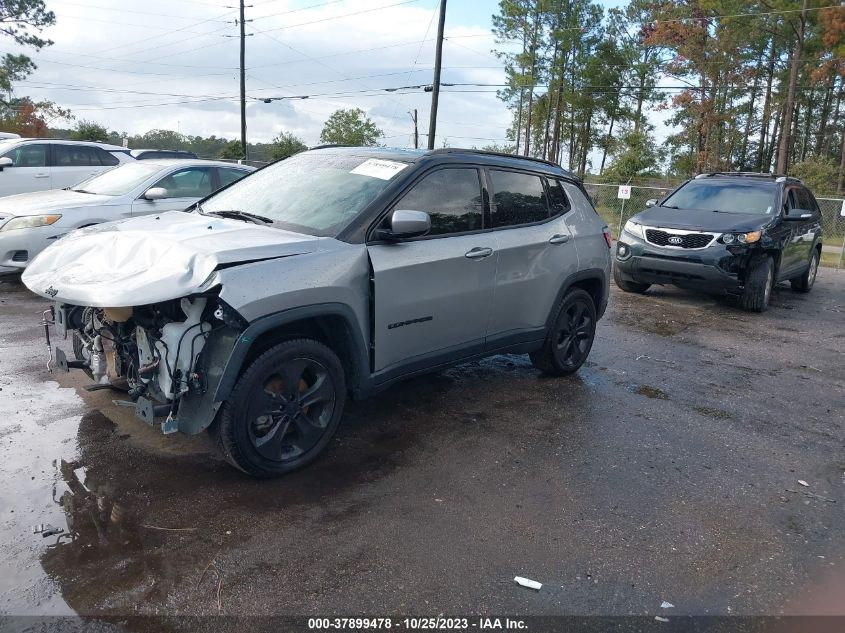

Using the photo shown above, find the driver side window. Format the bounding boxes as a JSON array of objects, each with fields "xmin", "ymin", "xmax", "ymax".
[
  {"xmin": 152, "ymin": 167, "xmax": 212, "ymax": 198},
  {"xmin": 783, "ymin": 189, "xmax": 798, "ymax": 215},
  {"xmin": 3, "ymin": 144, "xmax": 48, "ymax": 167},
  {"xmin": 391, "ymin": 168, "xmax": 484, "ymax": 236}
]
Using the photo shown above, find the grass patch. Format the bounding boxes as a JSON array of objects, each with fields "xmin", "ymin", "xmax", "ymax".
[{"xmin": 820, "ymin": 250, "xmax": 843, "ymax": 268}]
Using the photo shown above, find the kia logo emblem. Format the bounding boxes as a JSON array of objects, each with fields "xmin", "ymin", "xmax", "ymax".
[{"xmin": 667, "ymin": 236, "xmax": 683, "ymax": 245}]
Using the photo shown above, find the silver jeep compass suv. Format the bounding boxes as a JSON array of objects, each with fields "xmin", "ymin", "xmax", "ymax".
[{"xmin": 23, "ymin": 147, "xmax": 612, "ymax": 477}]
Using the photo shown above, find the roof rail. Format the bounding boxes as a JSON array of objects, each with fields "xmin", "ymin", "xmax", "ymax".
[
  {"xmin": 308, "ymin": 143, "xmax": 356, "ymax": 150},
  {"xmin": 428, "ymin": 147, "xmax": 561, "ymax": 169},
  {"xmin": 694, "ymin": 171, "xmax": 782, "ymax": 179}
]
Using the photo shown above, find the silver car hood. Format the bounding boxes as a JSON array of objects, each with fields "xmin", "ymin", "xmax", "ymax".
[
  {"xmin": 0, "ymin": 189, "xmax": 114, "ymax": 217},
  {"xmin": 22, "ymin": 211, "xmax": 319, "ymax": 307}
]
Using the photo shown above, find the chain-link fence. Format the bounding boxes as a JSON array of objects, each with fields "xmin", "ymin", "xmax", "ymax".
[{"xmin": 583, "ymin": 182, "xmax": 845, "ymax": 268}]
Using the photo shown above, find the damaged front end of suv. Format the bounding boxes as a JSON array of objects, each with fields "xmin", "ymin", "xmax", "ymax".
[
  {"xmin": 52, "ymin": 294, "xmax": 244, "ymax": 434},
  {"xmin": 22, "ymin": 210, "xmax": 319, "ymax": 436}
]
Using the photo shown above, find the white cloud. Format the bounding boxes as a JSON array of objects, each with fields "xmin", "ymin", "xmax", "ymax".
[{"xmin": 15, "ymin": 0, "xmax": 513, "ymax": 150}]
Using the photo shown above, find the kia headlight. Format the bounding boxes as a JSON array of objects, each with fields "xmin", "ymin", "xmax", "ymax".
[
  {"xmin": 721, "ymin": 230, "xmax": 761, "ymax": 245},
  {"xmin": 623, "ymin": 220, "xmax": 645, "ymax": 240},
  {"xmin": 0, "ymin": 214, "xmax": 62, "ymax": 231}
]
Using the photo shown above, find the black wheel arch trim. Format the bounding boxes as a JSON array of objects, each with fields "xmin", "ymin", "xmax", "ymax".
[
  {"xmin": 212, "ymin": 302, "xmax": 369, "ymax": 404},
  {"xmin": 546, "ymin": 267, "xmax": 609, "ymax": 327}
]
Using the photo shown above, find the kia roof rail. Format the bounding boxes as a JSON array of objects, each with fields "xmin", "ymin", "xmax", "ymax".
[{"xmin": 694, "ymin": 171, "xmax": 800, "ymax": 182}]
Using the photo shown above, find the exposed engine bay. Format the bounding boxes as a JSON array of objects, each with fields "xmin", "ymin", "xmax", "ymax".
[{"xmin": 54, "ymin": 295, "xmax": 234, "ymax": 433}]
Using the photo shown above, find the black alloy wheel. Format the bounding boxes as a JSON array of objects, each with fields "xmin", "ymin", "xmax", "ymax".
[
  {"xmin": 210, "ymin": 338, "xmax": 346, "ymax": 477},
  {"xmin": 530, "ymin": 288, "xmax": 597, "ymax": 376}
]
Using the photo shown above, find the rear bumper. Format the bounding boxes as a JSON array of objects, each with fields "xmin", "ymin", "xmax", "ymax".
[{"xmin": 615, "ymin": 234, "xmax": 752, "ymax": 294}]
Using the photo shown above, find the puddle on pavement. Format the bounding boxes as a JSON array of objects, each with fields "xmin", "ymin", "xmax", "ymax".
[
  {"xmin": 630, "ymin": 384, "xmax": 670, "ymax": 400},
  {"xmin": 692, "ymin": 405, "xmax": 733, "ymax": 420}
]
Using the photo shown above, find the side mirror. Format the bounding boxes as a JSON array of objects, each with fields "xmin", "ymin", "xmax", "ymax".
[
  {"xmin": 0, "ymin": 157, "xmax": 13, "ymax": 171},
  {"xmin": 144, "ymin": 187, "xmax": 168, "ymax": 200},
  {"xmin": 645, "ymin": 198, "xmax": 658, "ymax": 208},
  {"xmin": 784, "ymin": 208, "xmax": 813, "ymax": 221},
  {"xmin": 375, "ymin": 209, "xmax": 431, "ymax": 241}
]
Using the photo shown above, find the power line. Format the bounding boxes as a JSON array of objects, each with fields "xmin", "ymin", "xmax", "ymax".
[
  {"xmin": 250, "ymin": 0, "xmax": 346, "ymax": 21},
  {"xmin": 69, "ymin": 8, "xmax": 239, "ymax": 59},
  {"xmin": 385, "ymin": 1, "xmax": 440, "ymax": 138},
  {"xmin": 251, "ymin": 0, "xmax": 424, "ymax": 35},
  {"xmin": 53, "ymin": 1, "xmax": 230, "ymax": 23}
]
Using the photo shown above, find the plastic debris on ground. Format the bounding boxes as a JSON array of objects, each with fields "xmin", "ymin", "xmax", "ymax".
[
  {"xmin": 655, "ymin": 616, "xmax": 670, "ymax": 623},
  {"xmin": 514, "ymin": 576, "xmax": 542, "ymax": 591},
  {"xmin": 798, "ymin": 480, "xmax": 809, "ymax": 487},
  {"xmin": 660, "ymin": 601, "xmax": 674, "ymax": 609}
]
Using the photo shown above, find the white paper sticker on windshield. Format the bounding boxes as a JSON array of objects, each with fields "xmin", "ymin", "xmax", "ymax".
[{"xmin": 350, "ymin": 158, "xmax": 408, "ymax": 180}]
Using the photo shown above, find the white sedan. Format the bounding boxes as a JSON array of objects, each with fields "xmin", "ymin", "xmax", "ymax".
[{"xmin": 0, "ymin": 159, "xmax": 254, "ymax": 274}]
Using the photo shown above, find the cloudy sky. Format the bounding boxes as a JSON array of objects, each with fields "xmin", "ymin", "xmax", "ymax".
[{"xmin": 12, "ymin": 0, "xmax": 627, "ymax": 152}]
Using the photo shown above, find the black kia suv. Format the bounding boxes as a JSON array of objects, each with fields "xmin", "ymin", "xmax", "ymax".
[{"xmin": 613, "ymin": 173, "xmax": 823, "ymax": 312}]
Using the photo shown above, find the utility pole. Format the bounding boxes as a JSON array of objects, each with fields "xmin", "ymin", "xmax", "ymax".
[
  {"xmin": 412, "ymin": 109, "xmax": 419, "ymax": 149},
  {"xmin": 427, "ymin": 0, "xmax": 446, "ymax": 150},
  {"xmin": 239, "ymin": 0, "xmax": 247, "ymax": 160}
]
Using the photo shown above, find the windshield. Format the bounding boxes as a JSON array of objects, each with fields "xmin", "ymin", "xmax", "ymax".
[
  {"xmin": 661, "ymin": 180, "xmax": 777, "ymax": 215},
  {"xmin": 200, "ymin": 152, "xmax": 408, "ymax": 236},
  {"xmin": 70, "ymin": 162, "xmax": 163, "ymax": 195}
]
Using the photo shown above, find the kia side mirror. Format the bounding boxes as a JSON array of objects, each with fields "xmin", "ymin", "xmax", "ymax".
[
  {"xmin": 784, "ymin": 208, "xmax": 813, "ymax": 221},
  {"xmin": 645, "ymin": 198, "xmax": 658, "ymax": 208},
  {"xmin": 0, "ymin": 157, "xmax": 13, "ymax": 171},
  {"xmin": 144, "ymin": 187, "xmax": 168, "ymax": 200},
  {"xmin": 375, "ymin": 209, "xmax": 431, "ymax": 241}
]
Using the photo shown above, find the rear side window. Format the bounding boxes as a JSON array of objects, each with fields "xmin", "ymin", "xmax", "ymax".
[
  {"xmin": 55, "ymin": 145, "xmax": 103, "ymax": 167},
  {"xmin": 489, "ymin": 170, "xmax": 549, "ymax": 227},
  {"xmin": 393, "ymin": 168, "xmax": 483, "ymax": 236},
  {"xmin": 2, "ymin": 143, "xmax": 48, "ymax": 167},
  {"xmin": 546, "ymin": 178, "xmax": 571, "ymax": 216},
  {"xmin": 96, "ymin": 148, "xmax": 119, "ymax": 166}
]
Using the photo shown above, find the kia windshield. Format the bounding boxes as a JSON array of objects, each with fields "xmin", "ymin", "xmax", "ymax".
[{"xmin": 661, "ymin": 180, "xmax": 778, "ymax": 215}]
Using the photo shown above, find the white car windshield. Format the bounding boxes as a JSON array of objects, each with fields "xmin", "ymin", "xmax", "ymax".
[
  {"xmin": 70, "ymin": 162, "xmax": 163, "ymax": 196},
  {"xmin": 200, "ymin": 152, "xmax": 408, "ymax": 237}
]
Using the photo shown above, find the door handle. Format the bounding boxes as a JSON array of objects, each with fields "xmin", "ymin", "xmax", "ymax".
[
  {"xmin": 549, "ymin": 234, "xmax": 570, "ymax": 244},
  {"xmin": 465, "ymin": 246, "xmax": 493, "ymax": 260},
  {"xmin": 34, "ymin": 173, "xmax": 50, "ymax": 179}
]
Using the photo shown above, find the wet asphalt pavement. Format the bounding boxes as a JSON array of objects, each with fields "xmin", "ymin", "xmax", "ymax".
[{"xmin": 0, "ymin": 271, "xmax": 843, "ymax": 621}]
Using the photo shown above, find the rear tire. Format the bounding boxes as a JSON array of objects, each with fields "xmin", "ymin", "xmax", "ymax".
[
  {"xmin": 530, "ymin": 288, "xmax": 596, "ymax": 376},
  {"xmin": 209, "ymin": 338, "xmax": 346, "ymax": 477},
  {"xmin": 613, "ymin": 263, "xmax": 650, "ymax": 293},
  {"xmin": 740, "ymin": 256, "xmax": 773, "ymax": 312},
  {"xmin": 790, "ymin": 249, "xmax": 819, "ymax": 293}
]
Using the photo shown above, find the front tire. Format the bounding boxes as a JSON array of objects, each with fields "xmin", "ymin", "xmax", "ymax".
[
  {"xmin": 741, "ymin": 256, "xmax": 773, "ymax": 312},
  {"xmin": 613, "ymin": 263, "xmax": 650, "ymax": 293},
  {"xmin": 210, "ymin": 338, "xmax": 346, "ymax": 477},
  {"xmin": 790, "ymin": 249, "xmax": 819, "ymax": 293},
  {"xmin": 530, "ymin": 288, "xmax": 597, "ymax": 376}
]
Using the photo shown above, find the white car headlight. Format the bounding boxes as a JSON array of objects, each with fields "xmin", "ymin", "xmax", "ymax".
[
  {"xmin": 0, "ymin": 214, "xmax": 62, "ymax": 231},
  {"xmin": 622, "ymin": 220, "xmax": 645, "ymax": 240}
]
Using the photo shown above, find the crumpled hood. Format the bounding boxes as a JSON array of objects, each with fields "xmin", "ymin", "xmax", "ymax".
[
  {"xmin": 0, "ymin": 189, "xmax": 114, "ymax": 218},
  {"xmin": 22, "ymin": 211, "xmax": 319, "ymax": 307},
  {"xmin": 630, "ymin": 206, "xmax": 772, "ymax": 233}
]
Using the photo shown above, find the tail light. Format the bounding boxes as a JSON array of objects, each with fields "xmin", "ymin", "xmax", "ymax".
[{"xmin": 602, "ymin": 227, "xmax": 612, "ymax": 248}]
